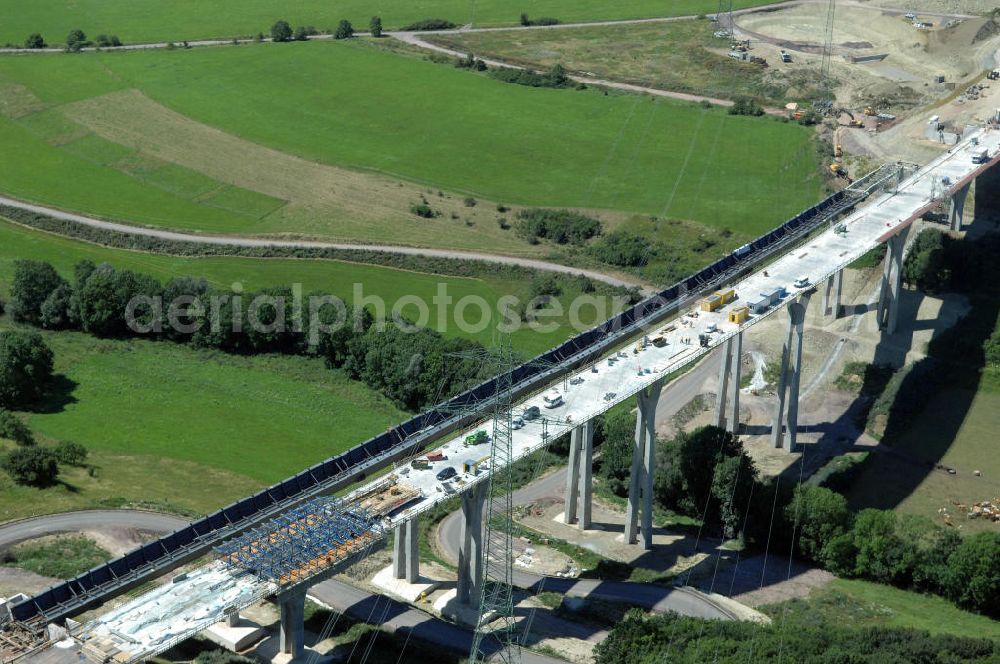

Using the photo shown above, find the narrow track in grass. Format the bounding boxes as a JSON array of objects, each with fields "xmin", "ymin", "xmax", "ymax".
[{"xmin": 0, "ymin": 194, "xmax": 645, "ymax": 289}]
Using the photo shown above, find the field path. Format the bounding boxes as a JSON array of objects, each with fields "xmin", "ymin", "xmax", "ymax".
[
  {"xmin": 2, "ymin": 0, "xmax": 960, "ymax": 56},
  {"xmin": 392, "ymin": 30, "xmax": 743, "ymax": 110},
  {"xmin": 0, "ymin": 195, "xmax": 645, "ymax": 289}
]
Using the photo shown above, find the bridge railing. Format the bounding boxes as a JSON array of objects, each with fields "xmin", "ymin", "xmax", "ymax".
[{"xmin": 9, "ymin": 185, "xmax": 863, "ymax": 627}]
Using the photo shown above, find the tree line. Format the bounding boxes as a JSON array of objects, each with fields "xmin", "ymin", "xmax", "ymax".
[
  {"xmin": 594, "ymin": 421, "xmax": 998, "ymax": 617},
  {"xmin": 595, "ymin": 609, "xmax": 998, "ymax": 664},
  {"xmin": 5, "ymin": 259, "xmax": 492, "ymax": 412}
]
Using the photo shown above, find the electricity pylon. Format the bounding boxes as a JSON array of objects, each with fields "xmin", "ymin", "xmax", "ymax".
[{"xmin": 468, "ymin": 329, "xmax": 519, "ymax": 664}]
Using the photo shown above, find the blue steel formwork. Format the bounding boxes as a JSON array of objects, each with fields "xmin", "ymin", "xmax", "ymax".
[{"xmin": 214, "ymin": 498, "xmax": 381, "ymax": 587}]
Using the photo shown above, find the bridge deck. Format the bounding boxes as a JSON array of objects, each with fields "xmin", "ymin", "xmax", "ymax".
[{"xmin": 23, "ymin": 128, "xmax": 1000, "ymax": 663}]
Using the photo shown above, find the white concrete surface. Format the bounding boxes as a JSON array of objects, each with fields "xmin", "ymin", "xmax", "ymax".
[{"xmin": 371, "ymin": 565, "xmax": 441, "ymax": 603}]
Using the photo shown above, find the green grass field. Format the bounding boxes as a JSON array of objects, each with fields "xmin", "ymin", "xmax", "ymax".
[
  {"xmin": 2, "ymin": 535, "xmax": 111, "ymax": 579},
  {"xmin": 0, "ymin": 0, "xmax": 784, "ymax": 46},
  {"xmin": 766, "ymin": 578, "xmax": 1000, "ymax": 641},
  {"xmin": 0, "ymin": 39, "xmax": 821, "ymax": 247},
  {"xmin": 0, "ymin": 323, "xmax": 408, "ymax": 519},
  {"xmin": 846, "ymin": 387, "xmax": 1000, "ymax": 534},
  {"xmin": 429, "ymin": 19, "xmax": 831, "ymax": 105}
]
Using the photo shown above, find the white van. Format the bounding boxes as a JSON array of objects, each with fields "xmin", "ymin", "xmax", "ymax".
[{"xmin": 543, "ymin": 391, "xmax": 563, "ymax": 408}]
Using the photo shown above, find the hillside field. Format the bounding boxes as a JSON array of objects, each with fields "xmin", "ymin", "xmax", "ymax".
[
  {"xmin": 0, "ymin": 40, "xmax": 821, "ymax": 249},
  {"xmin": 0, "ymin": 0, "xmax": 784, "ymax": 46}
]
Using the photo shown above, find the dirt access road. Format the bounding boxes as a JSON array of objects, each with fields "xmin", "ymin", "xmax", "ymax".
[{"xmin": 0, "ymin": 196, "xmax": 643, "ymax": 290}]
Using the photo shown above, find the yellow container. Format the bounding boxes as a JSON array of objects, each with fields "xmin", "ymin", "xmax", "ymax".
[
  {"xmin": 728, "ymin": 306, "xmax": 749, "ymax": 324},
  {"xmin": 700, "ymin": 295, "xmax": 722, "ymax": 312},
  {"xmin": 714, "ymin": 288, "xmax": 736, "ymax": 305}
]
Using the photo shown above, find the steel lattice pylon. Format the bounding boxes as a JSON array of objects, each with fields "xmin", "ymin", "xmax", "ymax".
[
  {"xmin": 468, "ymin": 331, "xmax": 519, "ymax": 664},
  {"xmin": 821, "ymin": 0, "xmax": 837, "ymax": 82}
]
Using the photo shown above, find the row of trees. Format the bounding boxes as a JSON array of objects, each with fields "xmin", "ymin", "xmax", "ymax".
[
  {"xmin": 270, "ymin": 16, "xmax": 390, "ymax": 43},
  {"xmin": 23, "ymin": 30, "xmax": 121, "ymax": 51},
  {"xmin": 595, "ymin": 609, "xmax": 997, "ymax": 663},
  {"xmin": 6, "ymin": 259, "xmax": 491, "ymax": 411},
  {"xmin": 789, "ymin": 485, "xmax": 998, "ymax": 615},
  {"xmin": 594, "ymin": 421, "xmax": 997, "ymax": 616}
]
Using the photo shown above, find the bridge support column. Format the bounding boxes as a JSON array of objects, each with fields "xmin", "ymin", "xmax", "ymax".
[
  {"xmin": 278, "ymin": 589, "xmax": 306, "ymax": 659},
  {"xmin": 876, "ymin": 232, "xmax": 905, "ymax": 335},
  {"xmin": 563, "ymin": 419, "xmax": 595, "ymax": 528},
  {"xmin": 822, "ymin": 269, "xmax": 843, "ymax": 319},
  {"xmin": 949, "ymin": 182, "xmax": 971, "ymax": 232},
  {"xmin": 392, "ymin": 516, "xmax": 419, "ymax": 583},
  {"xmin": 714, "ymin": 332, "xmax": 743, "ymax": 434},
  {"xmin": 457, "ymin": 482, "xmax": 488, "ymax": 606},
  {"xmin": 624, "ymin": 381, "xmax": 663, "ymax": 549},
  {"xmin": 771, "ymin": 295, "xmax": 810, "ymax": 452}
]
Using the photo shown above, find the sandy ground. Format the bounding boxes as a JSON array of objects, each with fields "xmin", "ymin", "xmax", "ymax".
[
  {"xmin": 0, "ymin": 568, "xmax": 58, "ymax": 600},
  {"xmin": 734, "ymin": 2, "xmax": 1000, "ymax": 108}
]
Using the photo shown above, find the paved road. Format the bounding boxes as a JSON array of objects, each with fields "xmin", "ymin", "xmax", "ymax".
[
  {"xmin": 0, "ymin": 510, "xmax": 189, "ymax": 551},
  {"xmin": 0, "ymin": 196, "xmax": 642, "ymax": 290},
  {"xmin": 308, "ymin": 580, "xmax": 562, "ymax": 664}
]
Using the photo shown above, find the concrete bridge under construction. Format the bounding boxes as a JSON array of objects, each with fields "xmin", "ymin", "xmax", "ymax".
[{"xmin": 3, "ymin": 127, "xmax": 999, "ymax": 664}]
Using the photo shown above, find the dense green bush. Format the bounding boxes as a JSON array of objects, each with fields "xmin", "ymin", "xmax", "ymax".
[
  {"xmin": 369, "ymin": 16, "xmax": 383, "ymax": 38},
  {"xmin": 24, "ymin": 33, "xmax": 46, "ymax": 49},
  {"xmin": 400, "ymin": 19, "xmax": 456, "ymax": 31},
  {"xmin": 94, "ymin": 34, "xmax": 122, "ymax": 47},
  {"xmin": 589, "ymin": 231, "xmax": 655, "ymax": 267},
  {"xmin": 903, "ymin": 228, "xmax": 949, "ymax": 292},
  {"xmin": 728, "ymin": 96, "xmax": 765, "ymax": 116},
  {"xmin": 514, "ymin": 209, "xmax": 601, "ymax": 245},
  {"xmin": 489, "ymin": 64, "xmax": 570, "ymax": 88},
  {"xmin": 594, "ymin": 610, "xmax": 998, "ymax": 664},
  {"xmin": 0, "ymin": 331, "xmax": 54, "ymax": 409},
  {"xmin": 942, "ymin": 532, "xmax": 1000, "ymax": 613},
  {"xmin": 334, "ymin": 20, "xmax": 354, "ymax": 39},
  {"xmin": 0, "ymin": 410, "xmax": 34, "ymax": 446},
  {"xmin": 8, "ymin": 259, "xmax": 66, "ymax": 325},
  {"xmin": 65, "ymin": 29, "xmax": 87, "ymax": 52},
  {"xmin": 270, "ymin": 20, "xmax": 292, "ymax": 42},
  {"xmin": 54, "ymin": 441, "xmax": 89, "ymax": 467},
  {"xmin": 1, "ymin": 447, "xmax": 58, "ymax": 486}
]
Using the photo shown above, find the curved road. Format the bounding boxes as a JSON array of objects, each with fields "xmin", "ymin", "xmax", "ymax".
[
  {"xmin": 0, "ymin": 196, "xmax": 642, "ymax": 290},
  {"xmin": 0, "ymin": 510, "xmax": 189, "ymax": 550}
]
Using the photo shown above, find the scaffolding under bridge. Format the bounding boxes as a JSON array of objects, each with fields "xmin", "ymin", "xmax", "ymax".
[{"xmin": 214, "ymin": 498, "xmax": 384, "ymax": 587}]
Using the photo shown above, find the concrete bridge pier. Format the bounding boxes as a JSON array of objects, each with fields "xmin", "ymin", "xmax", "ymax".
[
  {"xmin": 392, "ymin": 516, "xmax": 419, "ymax": 584},
  {"xmin": 714, "ymin": 332, "xmax": 743, "ymax": 434},
  {"xmin": 822, "ymin": 269, "xmax": 843, "ymax": 319},
  {"xmin": 563, "ymin": 419, "xmax": 596, "ymax": 528},
  {"xmin": 876, "ymin": 231, "xmax": 905, "ymax": 335},
  {"xmin": 456, "ymin": 481, "xmax": 488, "ymax": 606},
  {"xmin": 277, "ymin": 588, "xmax": 306, "ymax": 659},
  {"xmin": 771, "ymin": 295, "xmax": 810, "ymax": 452},
  {"xmin": 624, "ymin": 380, "xmax": 663, "ymax": 549},
  {"xmin": 949, "ymin": 182, "xmax": 971, "ymax": 232}
]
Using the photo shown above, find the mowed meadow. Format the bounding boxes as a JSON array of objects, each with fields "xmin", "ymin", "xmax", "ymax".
[
  {"xmin": 0, "ymin": 0, "xmax": 784, "ymax": 45},
  {"xmin": 0, "ymin": 40, "xmax": 821, "ymax": 249}
]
